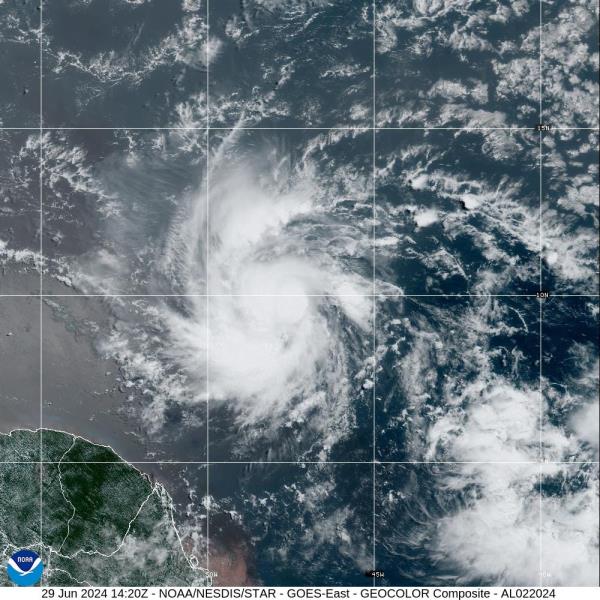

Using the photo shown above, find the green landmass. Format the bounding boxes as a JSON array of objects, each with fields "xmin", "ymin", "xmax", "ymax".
[{"xmin": 0, "ymin": 429, "xmax": 207, "ymax": 586}]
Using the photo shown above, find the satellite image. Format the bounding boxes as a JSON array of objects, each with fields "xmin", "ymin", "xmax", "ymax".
[{"xmin": 0, "ymin": 0, "xmax": 598, "ymax": 588}]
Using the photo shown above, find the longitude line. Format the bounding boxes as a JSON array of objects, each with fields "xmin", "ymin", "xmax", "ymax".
[
  {"xmin": 205, "ymin": 0, "xmax": 211, "ymax": 582},
  {"xmin": 371, "ymin": 0, "xmax": 377, "ymax": 584},
  {"xmin": 538, "ymin": 0, "xmax": 544, "ymax": 587},
  {"xmin": 39, "ymin": 0, "xmax": 44, "ymax": 584}
]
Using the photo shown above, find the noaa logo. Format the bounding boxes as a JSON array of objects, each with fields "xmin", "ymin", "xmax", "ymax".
[{"xmin": 6, "ymin": 549, "xmax": 44, "ymax": 586}]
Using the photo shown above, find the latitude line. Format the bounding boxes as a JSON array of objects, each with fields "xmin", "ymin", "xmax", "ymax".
[
  {"xmin": 2, "ymin": 294, "xmax": 598, "ymax": 298},
  {"xmin": 0, "ymin": 460, "xmax": 597, "ymax": 466},
  {"xmin": 0, "ymin": 126, "xmax": 599, "ymax": 131}
]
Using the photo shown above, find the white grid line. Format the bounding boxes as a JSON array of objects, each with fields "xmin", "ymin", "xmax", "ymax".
[
  {"xmin": 0, "ymin": 126, "xmax": 598, "ymax": 131},
  {"xmin": 205, "ymin": 0, "xmax": 211, "ymax": 580},
  {"xmin": 538, "ymin": 0, "xmax": 544, "ymax": 586},
  {"xmin": 38, "ymin": 0, "xmax": 44, "ymax": 583},
  {"xmin": 371, "ymin": 0, "xmax": 377, "ymax": 583},
  {"xmin": 2, "ymin": 294, "xmax": 598, "ymax": 298},
  {"xmin": 1, "ymin": 461, "xmax": 597, "ymax": 466}
]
